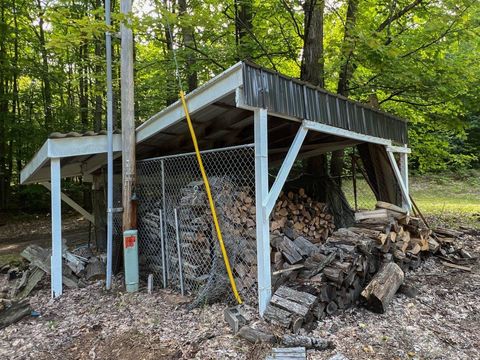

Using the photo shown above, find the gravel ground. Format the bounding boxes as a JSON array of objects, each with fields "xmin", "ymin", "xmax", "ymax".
[{"xmin": 0, "ymin": 234, "xmax": 478, "ymax": 360}]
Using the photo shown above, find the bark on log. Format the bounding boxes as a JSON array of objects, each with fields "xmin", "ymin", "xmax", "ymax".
[
  {"xmin": 361, "ymin": 262, "xmax": 404, "ymax": 313},
  {"xmin": 237, "ymin": 326, "xmax": 276, "ymax": 344},
  {"xmin": 85, "ymin": 259, "xmax": 106, "ymax": 281},
  {"xmin": 281, "ymin": 334, "xmax": 333, "ymax": 350},
  {"xmin": 0, "ymin": 299, "xmax": 32, "ymax": 329}
]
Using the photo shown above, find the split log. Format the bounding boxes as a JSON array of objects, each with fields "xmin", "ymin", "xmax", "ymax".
[
  {"xmin": 293, "ymin": 236, "xmax": 319, "ymax": 257},
  {"xmin": 237, "ymin": 326, "xmax": 276, "ymax": 344},
  {"xmin": 0, "ymin": 299, "xmax": 32, "ymax": 329},
  {"xmin": 433, "ymin": 227, "xmax": 462, "ymax": 238},
  {"xmin": 264, "ymin": 286, "xmax": 317, "ymax": 331},
  {"xmin": 85, "ymin": 259, "xmax": 106, "ymax": 281},
  {"xmin": 361, "ymin": 262, "xmax": 404, "ymax": 313},
  {"xmin": 281, "ymin": 334, "xmax": 333, "ymax": 350},
  {"xmin": 271, "ymin": 236, "xmax": 303, "ymax": 265},
  {"xmin": 263, "ymin": 304, "xmax": 292, "ymax": 328}
]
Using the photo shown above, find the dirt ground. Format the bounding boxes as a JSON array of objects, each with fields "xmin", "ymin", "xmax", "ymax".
[
  {"xmin": 0, "ymin": 214, "xmax": 90, "ymax": 257},
  {"xmin": 0, "ymin": 218, "xmax": 479, "ymax": 360}
]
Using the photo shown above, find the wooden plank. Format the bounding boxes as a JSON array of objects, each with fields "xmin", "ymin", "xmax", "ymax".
[
  {"xmin": 355, "ymin": 209, "xmax": 388, "ymax": 221},
  {"xmin": 376, "ymin": 201, "xmax": 407, "ymax": 215},
  {"xmin": 272, "ymin": 264, "xmax": 304, "ymax": 276},
  {"xmin": 21, "ymin": 245, "xmax": 78, "ymax": 288},
  {"xmin": 266, "ymin": 347, "xmax": 306, "ymax": 360},
  {"xmin": 16, "ymin": 267, "xmax": 45, "ymax": 300},
  {"xmin": 440, "ymin": 261, "xmax": 472, "ymax": 272}
]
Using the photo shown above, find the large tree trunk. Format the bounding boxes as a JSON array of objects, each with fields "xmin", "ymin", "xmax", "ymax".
[
  {"xmin": 336, "ymin": 0, "xmax": 359, "ymax": 97},
  {"xmin": 94, "ymin": 0, "xmax": 103, "ymax": 132},
  {"xmin": 79, "ymin": 43, "xmax": 89, "ymax": 131},
  {"xmin": 36, "ymin": 0, "xmax": 53, "ymax": 132},
  {"xmin": 300, "ymin": 0, "xmax": 327, "ymax": 192},
  {"xmin": 162, "ymin": 0, "xmax": 178, "ymax": 105},
  {"xmin": 301, "ymin": 0, "xmax": 325, "ymax": 88},
  {"xmin": 331, "ymin": 0, "xmax": 359, "ymax": 185},
  {"xmin": 234, "ymin": 0, "xmax": 253, "ymax": 60},
  {"xmin": 178, "ymin": 0, "xmax": 197, "ymax": 92},
  {"xmin": 0, "ymin": 0, "xmax": 8, "ymax": 209}
]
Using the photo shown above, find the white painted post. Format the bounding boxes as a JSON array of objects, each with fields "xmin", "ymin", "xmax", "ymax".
[
  {"xmin": 50, "ymin": 157, "xmax": 63, "ymax": 297},
  {"xmin": 386, "ymin": 149, "xmax": 412, "ymax": 211},
  {"xmin": 399, "ymin": 152, "xmax": 410, "ymax": 211},
  {"xmin": 264, "ymin": 124, "xmax": 308, "ymax": 217},
  {"xmin": 254, "ymin": 108, "xmax": 271, "ymax": 316}
]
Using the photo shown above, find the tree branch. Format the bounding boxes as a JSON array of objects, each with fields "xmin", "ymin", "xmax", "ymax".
[
  {"xmin": 376, "ymin": 0, "xmax": 424, "ymax": 33},
  {"xmin": 280, "ymin": 0, "xmax": 303, "ymax": 39},
  {"xmin": 385, "ymin": 97, "xmax": 447, "ymax": 107},
  {"xmin": 223, "ymin": 7, "xmax": 278, "ymax": 70},
  {"xmin": 400, "ymin": 5, "xmax": 469, "ymax": 59}
]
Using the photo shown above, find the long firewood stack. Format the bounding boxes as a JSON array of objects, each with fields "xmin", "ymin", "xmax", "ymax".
[{"xmin": 265, "ymin": 200, "xmax": 469, "ymax": 331}]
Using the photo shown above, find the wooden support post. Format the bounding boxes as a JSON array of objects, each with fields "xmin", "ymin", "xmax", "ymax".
[
  {"xmin": 120, "ymin": 0, "xmax": 136, "ymax": 231},
  {"xmin": 41, "ymin": 182, "xmax": 96, "ymax": 225},
  {"xmin": 50, "ymin": 158, "xmax": 63, "ymax": 298},
  {"xmin": 254, "ymin": 108, "xmax": 271, "ymax": 316}
]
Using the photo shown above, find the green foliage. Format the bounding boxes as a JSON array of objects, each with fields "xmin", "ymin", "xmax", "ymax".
[{"xmin": 0, "ymin": 0, "xmax": 479, "ymax": 210}]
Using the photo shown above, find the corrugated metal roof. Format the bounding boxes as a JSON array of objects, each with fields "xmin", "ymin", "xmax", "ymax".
[
  {"xmin": 241, "ymin": 62, "xmax": 408, "ymax": 144},
  {"xmin": 49, "ymin": 129, "xmax": 121, "ymax": 139}
]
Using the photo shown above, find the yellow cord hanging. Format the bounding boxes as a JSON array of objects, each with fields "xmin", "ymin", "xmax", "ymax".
[{"xmin": 179, "ymin": 90, "xmax": 243, "ymax": 305}]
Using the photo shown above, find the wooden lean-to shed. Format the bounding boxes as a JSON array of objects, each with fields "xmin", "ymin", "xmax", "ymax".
[{"xmin": 20, "ymin": 61, "xmax": 410, "ymax": 314}]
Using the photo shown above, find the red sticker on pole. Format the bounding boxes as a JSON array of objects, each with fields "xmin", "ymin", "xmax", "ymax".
[{"xmin": 124, "ymin": 235, "xmax": 136, "ymax": 248}]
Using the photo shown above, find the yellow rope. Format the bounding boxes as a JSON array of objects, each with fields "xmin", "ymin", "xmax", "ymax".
[{"xmin": 179, "ymin": 90, "xmax": 243, "ymax": 305}]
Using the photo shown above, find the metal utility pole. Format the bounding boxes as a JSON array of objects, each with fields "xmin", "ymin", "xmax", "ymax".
[
  {"xmin": 120, "ymin": 0, "xmax": 139, "ymax": 292},
  {"xmin": 105, "ymin": 0, "xmax": 113, "ymax": 291}
]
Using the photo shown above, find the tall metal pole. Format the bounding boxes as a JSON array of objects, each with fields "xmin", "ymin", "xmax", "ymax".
[
  {"xmin": 120, "ymin": 0, "xmax": 138, "ymax": 292},
  {"xmin": 105, "ymin": 0, "xmax": 114, "ymax": 290}
]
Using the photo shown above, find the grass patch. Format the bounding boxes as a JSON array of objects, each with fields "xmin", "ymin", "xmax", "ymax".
[{"xmin": 342, "ymin": 171, "xmax": 480, "ymax": 229}]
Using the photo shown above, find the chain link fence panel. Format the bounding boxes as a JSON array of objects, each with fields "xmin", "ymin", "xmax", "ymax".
[{"xmin": 135, "ymin": 144, "xmax": 257, "ymax": 306}]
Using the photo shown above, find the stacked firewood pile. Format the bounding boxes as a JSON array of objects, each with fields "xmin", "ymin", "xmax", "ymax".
[
  {"xmin": 264, "ymin": 201, "xmax": 473, "ymax": 332},
  {"xmin": 270, "ymin": 189, "xmax": 336, "ymax": 242},
  {"xmin": 230, "ymin": 187, "xmax": 336, "ymax": 295},
  {"xmin": 229, "ymin": 187, "xmax": 335, "ymax": 245}
]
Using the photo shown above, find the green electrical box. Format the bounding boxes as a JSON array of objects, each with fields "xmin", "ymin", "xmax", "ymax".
[{"xmin": 123, "ymin": 229, "xmax": 139, "ymax": 292}]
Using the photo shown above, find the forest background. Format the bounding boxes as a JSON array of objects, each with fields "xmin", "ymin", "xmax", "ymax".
[{"xmin": 0, "ymin": 0, "xmax": 479, "ymax": 212}]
